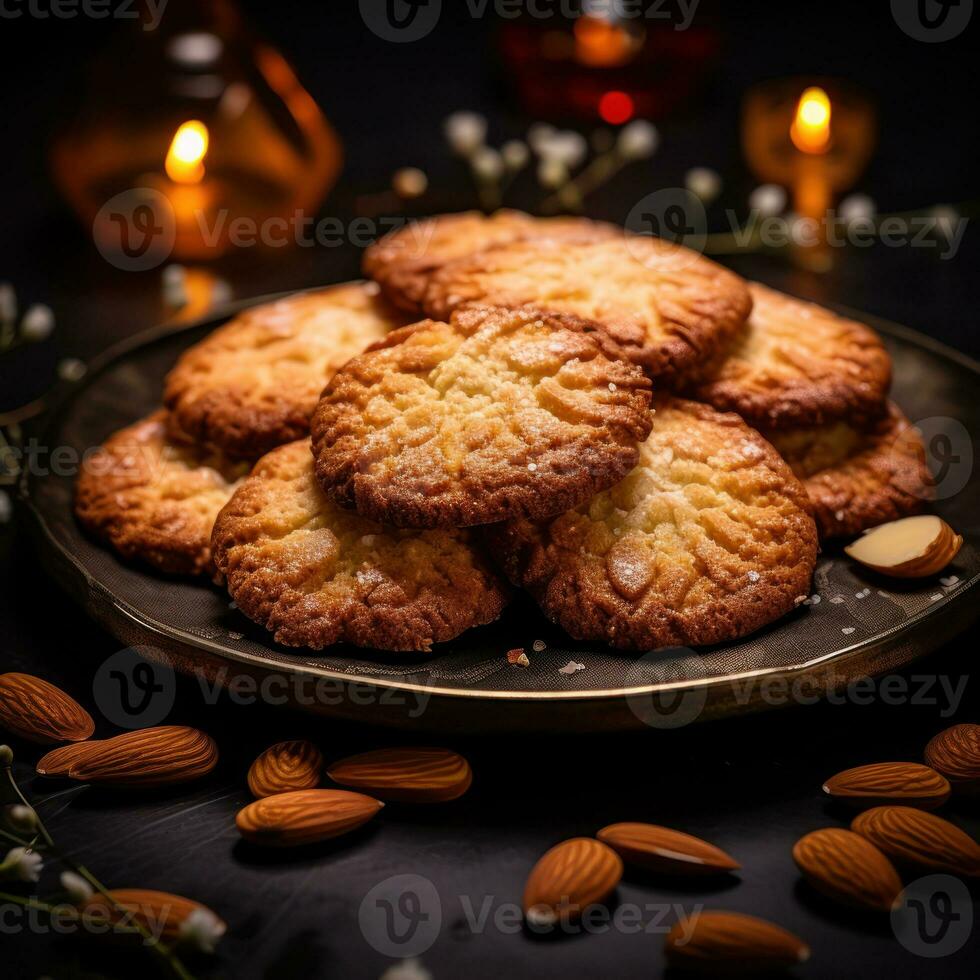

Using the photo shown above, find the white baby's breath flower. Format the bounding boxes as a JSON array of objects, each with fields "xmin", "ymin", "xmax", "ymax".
[
  {"xmin": 1, "ymin": 846, "xmax": 43, "ymax": 883},
  {"xmin": 684, "ymin": 167, "xmax": 722, "ymax": 204},
  {"xmin": 161, "ymin": 264, "xmax": 186, "ymax": 288},
  {"xmin": 392, "ymin": 167, "xmax": 428, "ymax": 198},
  {"xmin": 537, "ymin": 158, "xmax": 568, "ymax": 189},
  {"xmin": 60, "ymin": 870, "xmax": 94, "ymax": 904},
  {"xmin": 748, "ymin": 183, "xmax": 787, "ymax": 218},
  {"xmin": 7, "ymin": 804, "xmax": 37, "ymax": 833},
  {"xmin": 210, "ymin": 278, "xmax": 233, "ymax": 307},
  {"xmin": 501, "ymin": 139, "xmax": 529, "ymax": 170},
  {"xmin": 379, "ymin": 958, "xmax": 434, "ymax": 980},
  {"xmin": 527, "ymin": 122, "xmax": 557, "ymax": 155},
  {"xmin": 20, "ymin": 304, "xmax": 55, "ymax": 342},
  {"xmin": 617, "ymin": 120, "xmax": 659, "ymax": 160},
  {"xmin": 177, "ymin": 907, "xmax": 227, "ymax": 954},
  {"xmin": 0, "ymin": 744, "xmax": 12, "ymax": 766},
  {"xmin": 57, "ymin": 358, "xmax": 87, "ymax": 381},
  {"xmin": 931, "ymin": 204, "xmax": 959, "ymax": 239},
  {"xmin": 471, "ymin": 146, "xmax": 504, "ymax": 181},
  {"xmin": 838, "ymin": 193, "xmax": 876, "ymax": 225},
  {"xmin": 538, "ymin": 130, "xmax": 588, "ymax": 170},
  {"xmin": 444, "ymin": 111, "xmax": 487, "ymax": 157},
  {"xmin": 0, "ymin": 282, "xmax": 16, "ymax": 324}
]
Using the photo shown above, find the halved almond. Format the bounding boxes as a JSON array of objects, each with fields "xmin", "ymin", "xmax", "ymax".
[
  {"xmin": 664, "ymin": 911, "xmax": 810, "ymax": 972},
  {"xmin": 248, "ymin": 740, "xmax": 323, "ymax": 798},
  {"xmin": 597, "ymin": 822, "xmax": 739, "ymax": 876},
  {"xmin": 235, "ymin": 788, "xmax": 383, "ymax": 846},
  {"xmin": 326, "ymin": 747, "xmax": 472, "ymax": 802},
  {"xmin": 0, "ymin": 673, "xmax": 94, "ymax": 744},
  {"xmin": 822, "ymin": 762, "xmax": 951, "ymax": 810},
  {"xmin": 844, "ymin": 515, "xmax": 961, "ymax": 578}
]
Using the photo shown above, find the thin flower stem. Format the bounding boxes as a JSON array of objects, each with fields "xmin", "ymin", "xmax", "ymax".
[{"xmin": 0, "ymin": 890, "xmax": 56, "ymax": 914}]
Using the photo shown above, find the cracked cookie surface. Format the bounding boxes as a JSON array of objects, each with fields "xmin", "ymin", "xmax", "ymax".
[
  {"xmin": 211, "ymin": 440, "xmax": 509, "ymax": 651},
  {"xmin": 766, "ymin": 402, "xmax": 932, "ymax": 539},
  {"xmin": 422, "ymin": 236, "xmax": 752, "ymax": 384},
  {"xmin": 691, "ymin": 283, "xmax": 892, "ymax": 429},
  {"xmin": 363, "ymin": 210, "xmax": 618, "ymax": 313},
  {"xmin": 311, "ymin": 305, "xmax": 654, "ymax": 529},
  {"xmin": 485, "ymin": 397, "xmax": 818, "ymax": 650},
  {"xmin": 75, "ymin": 410, "xmax": 249, "ymax": 576},
  {"xmin": 164, "ymin": 283, "xmax": 403, "ymax": 459}
]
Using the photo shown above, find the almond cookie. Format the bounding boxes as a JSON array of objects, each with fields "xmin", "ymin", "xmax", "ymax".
[
  {"xmin": 75, "ymin": 411, "xmax": 249, "ymax": 576},
  {"xmin": 691, "ymin": 283, "xmax": 892, "ymax": 429},
  {"xmin": 163, "ymin": 283, "xmax": 404, "ymax": 459},
  {"xmin": 485, "ymin": 397, "xmax": 818, "ymax": 650},
  {"xmin": 423, "ymin": 236, "xmax": 752, "ymax": 384},
  {"xmin": 766, "ymin": 402, "xmax": 932, "ymax": 539},
  {"xmin": 363, "ymin": 210, "xmax": 618, "ymax": 313},
  {"xmin": 211, "ymin": 440, "xmax": 509, "ymax": 651},
  {"xmin": 311, "ymin": 305, "xmax": 654, "ymax": 529}
]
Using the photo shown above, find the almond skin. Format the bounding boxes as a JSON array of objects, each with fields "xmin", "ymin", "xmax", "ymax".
[
  {"xmin": 822, "ymin": 762, "xmax": 951, "ymax": 810},
  {"xmin": 664, "ymin": 911, "xmax": 810, "ymax": 972},
  {"xmin": 851, "ymin": 806, "xmax": 980, "ymax": 877},
  {"xmin": 326, "ymin": 747, "xmax": 472, "ymax": 803},
  {"xmin": 0, "ymin": 673, "xmax": 94, "ymax": 744},
  {"xmin": 68, "ymin": 726, "xmax": 219, "ymax": 788},
  {"xmin": 80, "ymin": 888, "xmax": 226, "ymax": 947},
  {"xmin": 597, "ymin": 822, "xmax": 739, "ymax": 876},
  {"xmin": 924, "ymin": 724, "xmax": 980, "ymax": 796},
  {"xmin": 248, "ymin": 740, "xmax": 323, "ymax": 798},
  {"xmin": 793, "ymin": 828, "xmax": 903, "ymax": 911},
  {"xmin": 236, "ymin": 788, "xmax": 383, "ymax": 846},
  {"xmin": 36, "ymin": 741, "xmax": 103, "ymax": 777},
  {"xmin": 523, "ymin": 837, "xmax": 623, "ymax": 927}
]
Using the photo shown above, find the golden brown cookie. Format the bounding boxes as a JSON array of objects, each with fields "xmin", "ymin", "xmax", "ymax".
[
  {"xmin": 485, "ymin": 397, "xmax": 818, "ymax": 650},
  {"xmin": 422, "ymin": 236, "xmax": 752, "ymax": 384},
  {"xmin": 163, "ymin": 283, "xmax": 404, "ymax": 459},
  {"xmin": 211, "ymin": 440, "xmax": 509, "ymax": 651},
  {"xmin": 74, "ymin": 411, "xmax": 249, "ymax": 576},
  {"xmin": 691, "ymin": 283, "xmax": 892, "ymax": 429},
  {"xmin": 766, "ymin": 402, "xmax": 933, "ymax": 539},
  {"xmin": 311, "ymin": 305, "xmax": 654, "ymax": 529},
  {"xmin": 363, "ymin": 210, "xmax": 618, "ymax": 313}
]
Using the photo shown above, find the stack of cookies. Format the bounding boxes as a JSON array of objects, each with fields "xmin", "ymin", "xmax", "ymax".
[{"xmin": 75, "ymin": 211, "xmax": 932, "ymax": 654}]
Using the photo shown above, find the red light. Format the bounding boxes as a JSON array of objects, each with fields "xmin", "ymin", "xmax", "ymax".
[{"xmin": 599, "ymin": 91, "xmax": 634, "ymax": 125}]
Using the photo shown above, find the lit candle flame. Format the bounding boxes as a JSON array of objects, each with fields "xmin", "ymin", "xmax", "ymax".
[
  {"xmin": 791, "ymin": 87, "xmax": 831, "ymax": 154},
  {"xmin": 165, "ymin": 120, "xmax": 209, "ymax": 183}
]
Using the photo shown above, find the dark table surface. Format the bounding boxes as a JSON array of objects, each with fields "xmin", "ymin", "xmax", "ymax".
[{"xmin": 2, "ymin": 2, "xmax": 979, "ymax": 978}]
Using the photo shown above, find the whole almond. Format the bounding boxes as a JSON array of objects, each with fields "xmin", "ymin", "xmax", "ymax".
[
  {"xmin": 851, "ymin": 806, "xmax": 980, "ymax": 877},
  {"xmin": 523, "ymin": 837, "xmax": 623, "ymax": 927},
  {"xmin": 793, "ymin": 828, "xmax": 903, "ymax": 911},
  {"xmin": 236, "ymin": 788, "xmax": 383, "ymax": 846},
  {"xmin": 924, "ymin": 724, "xmax": 980, "ymax": 796},
  {"xmin": 327, "ymin": 747, "xmax": 472, "ymax": 802},
  {"xmin": 597, "ymin": 822, "xmax": 739, "ymax": 876},
  {"xmin": 81, "ymin": 888, "xmax": 226, "ymax": 948},
  {"xmin": 68, "ymin": 726, "xmax": 219, "ymax": 788},
  {"xmin": 37, "ymin": 741, "xmax": 103, "ymax": 777},
  {"xmin": 0, "ymin": 673, "xmax": 94, "ymax": 744},
  {"xmin": 248, "ymin": 740, "xmax": 323, "ymax": 798},
  {"xmin": 822, "ymin": 762, "xmax": 951, "ymax": 810},
  {"xmin": 664, "ymin": 911, "xmax": 810, "ymax": 972}
]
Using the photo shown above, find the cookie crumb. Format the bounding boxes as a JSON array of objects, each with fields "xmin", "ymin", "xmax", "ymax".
[
  {"xmin": 532, "ymin": 639, "xmax": 546, "ymax": 652},
  {"xmin": 559, "ymin": 660, "xmax": 585, "ymax": 675},
  {"xmin": 507, "ymin": 648, "xmax": 530, "ymax": 667}
]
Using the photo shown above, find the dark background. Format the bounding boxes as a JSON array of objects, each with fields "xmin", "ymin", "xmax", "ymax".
[{"xmin": 1, "ymin": 1, "xmax": 978, "ymax": 978}]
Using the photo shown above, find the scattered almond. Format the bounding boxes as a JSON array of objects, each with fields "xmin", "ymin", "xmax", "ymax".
[
  {"xmin": 844, "ymin": 515, "xmax": 962, "ymax": 578},
  {"xmin": 523, "ymin": 837, "xmax": 622, "ymax": 927},
  {"xmin": 36, "ymin": 741, "xmax": 103, "ymax": 777},
  {"xmin": 597, "ymin": 822, "xmax": 739, "ymax": 876},
  {"xmin": 924, "ymin": 723, "xmax": 980, "ymax": 796},
  {"xmin": 236, "ymin": 788, "xmax": 383, "ymax": 846},
  {"xmin": 664, "ymin": 910, "xmax": 810, "ymax": 972},
  {"xmin": 80, "ymin": 888, "xmax": 226, "ymax": 948},
  {"xmin": 507, "ymin": 648, "xmax": 530, "ymax": 667},
  {"xmin": 0, "ymin": 673, "xmax": 94, "ymax": 744},
  {"xmin": 851, "ymin": 806, "xmax": 980, "ymax": 877},
  {"xmin": 822, "ymin": 762, "xmax": 950, "ymax": 810},
  {"xmin": 327, "ymin": 747, "xmax": 472, "ymax": 803},
  {"xmin": 67, "ymin": 726, "xmax": 219, "ymax": 788},
  {"xmin": 793, "ymin": 828, "xmax": 903, "ymax": 911},
  {"xmin": 247, "ymin": 740, "xmax": 323, "ymax": 798}
]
